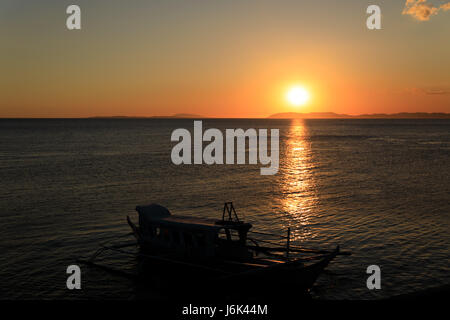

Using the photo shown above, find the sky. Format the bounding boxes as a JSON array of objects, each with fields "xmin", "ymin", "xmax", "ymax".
[{"xmin": 1, "ymin": 0, "xmax": 449, "ymax": 118}]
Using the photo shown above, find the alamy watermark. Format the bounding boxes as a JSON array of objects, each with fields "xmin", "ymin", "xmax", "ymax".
[
  {"xmin": 170, "ymin": 121, "xmax": 279, "ymax": 175},
  {"xmin": 65, "ymin": 4, "xmax": 381, "ymax": 31},
  {"xmin": 66, "ymin": 265, "xmax": 81, "ymax": 289},
  {"xmin": 66, "ymin": 5, "xmax": 81, "ymax": 30},
  {"xmin": 366, "ymin": 265, "xmax": 381, "ymax": 290}
]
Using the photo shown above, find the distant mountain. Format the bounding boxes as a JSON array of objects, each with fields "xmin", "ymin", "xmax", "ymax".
[
  {"xmin": 89, "ymin": 113, "xmax": 206, "ymax": 119},
  {"xmin": 269, "ymin": 112, "xmax": 348, "ymax": 119},
  {"xmin": 155, "ymin": 113, "xmax": 206, "ymax": 118},
  {"xmin": 268, "ymin": 112, "xmax": 450, "ymax": 119},
  {"xmin": 353, "ymin": 113, "xmax": 450, "ymax": 119}
]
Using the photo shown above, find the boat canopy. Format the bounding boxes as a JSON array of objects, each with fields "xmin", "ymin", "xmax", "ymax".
[
  {"xmin": 136, "ymin": 203, "xmax": 171, "ymax": 219},
  {"xmin": 136, "ymin": 203, "xmax": 222, "ymax": 232}
]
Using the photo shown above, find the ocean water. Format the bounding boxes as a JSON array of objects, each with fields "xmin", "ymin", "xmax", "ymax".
[{"xmin": 0, "ymin": 118, "xmax": 449, "ymax": 300}]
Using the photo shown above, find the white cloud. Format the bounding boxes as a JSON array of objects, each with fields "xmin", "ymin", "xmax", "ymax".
[{"xmin": 402, "ymin": 0, "xmax": 450, "ymax": 21}]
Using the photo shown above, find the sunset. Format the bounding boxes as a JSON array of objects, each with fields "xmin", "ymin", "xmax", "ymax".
[
  {"xmin": 0, "ymin": 0, "xmax": 449, "ymax": 313},
  {"xmin": 1, "ymin": 1, "xmax": 449, "ymax": 118},
  {"xmin": 286, "ymin": 86, "xmax": 310, "ymax": 107}
]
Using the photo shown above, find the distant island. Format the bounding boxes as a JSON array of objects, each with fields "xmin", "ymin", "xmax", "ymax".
[
  {"xmin": 268, "ymin": 112, "xmax": 450, "ymax": 119},
  {"xmin": 80, "ymin": 112, "xmax": 450, "ymax": 120},
  {"xmin": 89, "ymin": 113, "xmax": 206, "ymax": 119},
  {"xmin": 151, "ymin": 113, "xmax": 206, "ymax": 119}
]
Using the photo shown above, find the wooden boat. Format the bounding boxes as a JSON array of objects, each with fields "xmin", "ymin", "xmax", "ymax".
[{"xmin": 124, "ymin": 202, "xmax": 346, "ymax": 295}]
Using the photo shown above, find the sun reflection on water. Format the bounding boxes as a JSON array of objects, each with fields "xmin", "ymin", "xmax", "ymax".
[{"xmin": 277, "ymin": 119, "xmax": 318, "ymax": 242}]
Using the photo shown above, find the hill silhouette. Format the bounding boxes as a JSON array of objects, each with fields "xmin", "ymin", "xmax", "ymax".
[{"xmin": 268, "ymin": 112, "xmax": 450, "ymax": 119}]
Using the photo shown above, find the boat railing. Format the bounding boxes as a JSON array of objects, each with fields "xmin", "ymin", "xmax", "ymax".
[
  {"xmin": 247, "ymin": 228, "xmax": 351, "ymax": 257},
  {"xmin": 247, "ymin": 230, "xmax": 289, "ymax": 239}
]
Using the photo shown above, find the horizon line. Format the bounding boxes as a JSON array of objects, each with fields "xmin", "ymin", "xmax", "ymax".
[{"xmin": 1, "ymin": 111, "xmax": 450, "ymax": 120}]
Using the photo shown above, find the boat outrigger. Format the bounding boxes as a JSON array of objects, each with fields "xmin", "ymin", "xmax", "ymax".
[{"xmin": 80, "ymin": 202, "xmax": 350, "ymax": 297}]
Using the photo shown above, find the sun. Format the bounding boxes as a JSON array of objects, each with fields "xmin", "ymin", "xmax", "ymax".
[{"xmin": 286, "ymin": 86, "xmax": 310, "ymax": 106}]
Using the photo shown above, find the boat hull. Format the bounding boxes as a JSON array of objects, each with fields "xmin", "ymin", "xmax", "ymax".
[{"xmin": 127, "ymin": 215, "xmax": 339, "ymax": 296}]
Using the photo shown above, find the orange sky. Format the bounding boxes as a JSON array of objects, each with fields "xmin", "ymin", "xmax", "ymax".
[{"xmin": 1, "ymin": 1, "xmax": 449, "ymax": 118}]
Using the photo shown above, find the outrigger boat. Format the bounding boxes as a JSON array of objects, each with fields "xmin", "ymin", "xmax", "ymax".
[
  {"xmin": 125, "ymin": 202, "xmax": 348, "ymax": 295},
  {"xmin": 80, "ymin": 202, "xmax": 349, "ymax": 297}
]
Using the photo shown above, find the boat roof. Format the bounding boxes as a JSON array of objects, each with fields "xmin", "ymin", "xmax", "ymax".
[
  {"xmin": 156, "ymin": 215, "xmax": 222, "ymax": 232},
  {"xmin": 136, "ymin": 204, "xmax": 222, "ymax": 232}
]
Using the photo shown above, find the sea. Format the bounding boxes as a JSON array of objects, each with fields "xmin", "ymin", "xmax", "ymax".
[{"xmin": 0, "ymin": 118, "xmax": 449, "ymax": 300}]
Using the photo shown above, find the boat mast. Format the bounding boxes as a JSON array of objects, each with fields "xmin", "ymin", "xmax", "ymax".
[{"xmin": 222, "ymin": 202, "xmax": 240, "ymax": 222}]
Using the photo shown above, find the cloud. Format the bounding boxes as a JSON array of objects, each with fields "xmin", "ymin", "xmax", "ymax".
[
  {"xmin": 402, "ymin": 0, "xmax": 450, "ymax": 21},
  {"xmin": 441, "ymin": 2, "xmax": 450, "ymax": 10},
  {"xmin": 405, "ymin": 87, "xmax": 450, "ymax": 95},
  {"xmin": 425, "ymin": 89, "xmax": 450, "ymax": 95}
]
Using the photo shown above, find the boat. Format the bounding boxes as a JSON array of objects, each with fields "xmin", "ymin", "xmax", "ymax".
[{"xmin": 123, "ymin": 202, "xmax": 347, "ymax": 295}]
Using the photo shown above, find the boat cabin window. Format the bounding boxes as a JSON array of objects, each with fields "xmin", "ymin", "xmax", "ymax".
[
  {"xmin": 229, "ymin": 229, "xmax": 240, "ymax": 241},
  {"xmin": 217, "ymin": 228, "xmax": 240, "ymax": 242},
  {"xmin": 183, "ymin": 232, "xmax": 193, "ymax": 247},
  {"xmin": 195, "ymin": 232, "xmax": 206, "ymax": 248},
  {"xmin": 147, "ymin": 226, "xmax": 155, "ymax": 237},
  {"xmin": 172, "ymin": 230, "xmax": 180, "ymax": 244},
  {"xmin": 217, "ymin": 229, "xmax": 228, "ymax": 241},
  {"xmin": 161, "ymin": 228, "xmax": 170, "ymax": 241}
]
